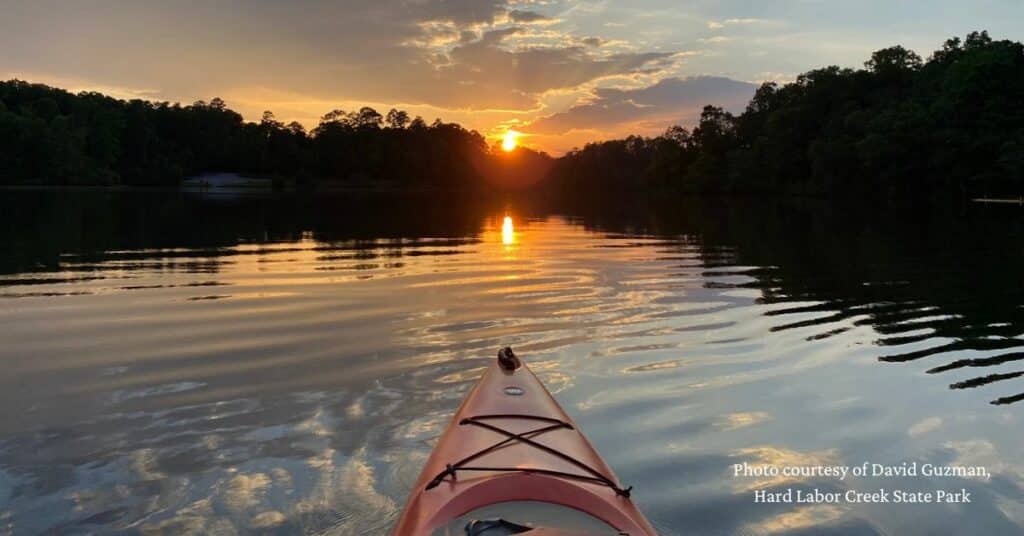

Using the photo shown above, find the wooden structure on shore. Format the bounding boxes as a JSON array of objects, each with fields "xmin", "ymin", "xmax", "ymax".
[{"xmin": 973, "ymin": 197, "xmax": 1024, "ymax": 205}]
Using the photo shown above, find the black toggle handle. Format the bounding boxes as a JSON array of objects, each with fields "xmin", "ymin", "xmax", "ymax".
[{"xmin": 498, "ymin": 346, "xmax": 521, "ymax": 371}]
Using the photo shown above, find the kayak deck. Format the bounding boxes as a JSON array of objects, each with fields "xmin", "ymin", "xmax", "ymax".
[
  {"xmin": 432, "ymin": 501, "xmax": 621, "ymax": 535},
  {"xmin": 393, "ymin": 348, "xmax": 656, "ymax": 535}
]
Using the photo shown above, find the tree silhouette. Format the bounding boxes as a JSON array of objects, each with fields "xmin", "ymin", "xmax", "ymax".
[
  {"xmin": 0, "ymin": 84, "xmax": 521, "ymax": 188},
  {"xmin": 386, "ymin": 108, "xmax": 410, "ymax": 129},
  {"xmin": 546, "ymin": 31, "xmax": 1024, "ymax": 201},
  {"xmin": 865, "ymin": 45, "xmax": 923, "ymax": 74},
  {"xmin": 2, "ymin": 30, "xmax": 1021, "ymax": 199}
]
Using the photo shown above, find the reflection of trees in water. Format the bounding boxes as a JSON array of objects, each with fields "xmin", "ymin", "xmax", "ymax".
[
  {"xmin": 4, "ymin": 191, "xmax": 1022, "ymax": 404},
  {"xmin": 0, "ymin": 191, "xmax": 494, "ymax": 276},
  {"xmin": 562, "ymin": 196, "xmax": 1024, "ymax": 406}
]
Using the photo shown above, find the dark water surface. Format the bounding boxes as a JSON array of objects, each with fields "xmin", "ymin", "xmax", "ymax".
[{"xmin": 1, "ymin": 191, "xmax": 1022, "ymax": 535}]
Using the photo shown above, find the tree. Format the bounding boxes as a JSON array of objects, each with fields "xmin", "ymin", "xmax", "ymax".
[
  {"xmin": 320, "ymin": 109, "xmax": 347, "ymax": 125},
  {"xmin": 409, "ymin": 116, "xmax": 427, "ymax": 130},
  {"xmin": 385, "ymin": 108, "xmax": 410, "ymax": 129},
  {"xmin": 930, "ymin": 37, "xmax": 963, "ymax": 64},
  {"xmin": 261, "ymin": 110, "xmax": 281, "ymax": 128},
  {"xmin": 545, "ymin": 31, "xmax": 1024, "ymax": 200},
  {"xmin": 964, "ymin": 30, "xmax": 993, "ymax": 50},
  {"xmin": 691, "ymin": 106, "xmax": 735, "ymax": 152},
  {"xmin": 354, "ymin": 107, "xmax": 382, "ymax": 129},
  {"xmin": 0, "ymin": 80, "xmax": 512, "ymax": 187},
  {"xmin": 663, "ymin": 125, "xmax": 691, "ymax": 147},
  {"xmin": 865, "ymin": 45, "xmax": 923, "ymax": 74}
]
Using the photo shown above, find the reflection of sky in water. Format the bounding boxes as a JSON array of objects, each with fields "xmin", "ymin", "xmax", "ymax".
[{"xmin": 0, "ymin": 196, "xmax": 1022, "ymax": 535}]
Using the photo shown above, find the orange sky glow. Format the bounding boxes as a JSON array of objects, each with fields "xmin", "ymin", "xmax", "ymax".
[{"xmin": 2, "ymin": 1, "xmax": 1020, "ymax": 153}]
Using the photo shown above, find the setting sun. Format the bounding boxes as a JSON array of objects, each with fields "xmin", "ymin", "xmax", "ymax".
[{"xmin": 501, "ymin": 130, "xmax": 520, "ymax": 152}]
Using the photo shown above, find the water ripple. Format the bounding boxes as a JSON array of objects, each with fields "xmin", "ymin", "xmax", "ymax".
[{"xmin": 0, "ymin": 194, "xmax": 1021, "ymax": 535}]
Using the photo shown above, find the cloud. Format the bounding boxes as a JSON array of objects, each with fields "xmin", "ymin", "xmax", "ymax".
[
  {"xmin": 507, "ymin": 10, "xmax": 551, "ymax": 23},
  {"xmin": 716, "ymin": 411, "xmax": 773, "ymax": 431},
  {"xmin": 438, "ymin": 31, "xmax": 677, "ymax": 106},
  {"xmin": 477, "ymin": 26, "xmax": 525, "ymax": 45},
  {"xmin": 4, "ymin": 0, "xmax": 1022, "ymax": 156},
  {"xmin": 413, "ymin": 0, "xmax": 510, "ymax": 25},
  {"xmin": 712, "ymin": 17, "xmax": 770, "ymax": 31},
  {"xmin": 527, "ymin": 75, "xmax": 756, "ymax": 135},
  {"xmin": 0, "ymin": 0, "xmax": 809, "ymax": 153},
  {"xmin": 0, "ymin": 0, "xmax": 675, "ymax": 112},
  {"xmin": 908, "ymin": 417, "xmax": 942, "ymax": 437},
  {"xmin": 724, "ymin": 18, "xmax": 765, "ymax": 25},
  {"xmin": 708, "ymin": 17, "xmax": 767, "ymax": 29}
]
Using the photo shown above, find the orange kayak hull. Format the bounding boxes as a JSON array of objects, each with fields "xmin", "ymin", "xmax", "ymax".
[{"xmin": 393, "ymin": 351, "xmax": 657, "ymax": 535}]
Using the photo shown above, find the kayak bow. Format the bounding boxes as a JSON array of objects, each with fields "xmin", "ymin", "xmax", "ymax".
[{"xmin": 394, "ymin": 347, "xmax": 657, "ymax": 535}]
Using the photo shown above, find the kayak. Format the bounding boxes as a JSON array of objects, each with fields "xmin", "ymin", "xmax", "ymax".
[{"xmin": 393, "ymin": 347, "xmax": 657, "ymax": 535}]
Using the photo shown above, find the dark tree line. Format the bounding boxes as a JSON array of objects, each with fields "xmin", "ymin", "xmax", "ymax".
[
  {"xmin": 547, "ymin": 32, "xmax": 1024, "ymax": 201},
  {"xmin": 0, "ymin": 82, "xmax": 499, "ymax": 187},
  {"xmin": 3, "ymin": 31, "xmax": 1021, "ymax": 197}
]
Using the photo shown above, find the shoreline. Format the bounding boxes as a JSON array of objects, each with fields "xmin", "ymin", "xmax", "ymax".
[{"xmin": 0, "ymin": 183, "xmax": 473, "ymax": 194}]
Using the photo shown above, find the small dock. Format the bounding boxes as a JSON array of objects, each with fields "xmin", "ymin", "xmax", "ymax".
[
  {"xmin": 973, "ymin": 197, "xmax": 1024, "ymax": 205},
  {"xmin": 182, "ymin": 172, "xmax": 273, "ymax": 191}
]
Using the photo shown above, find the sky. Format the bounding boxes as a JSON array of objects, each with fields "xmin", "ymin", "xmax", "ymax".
[{"xmin": 2, "ymin": 1, "xmax": 1022, "ymax": 154}]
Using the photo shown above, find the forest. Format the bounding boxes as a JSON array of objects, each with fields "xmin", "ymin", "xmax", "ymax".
[
  {"xmin": 1, "ymin": 31, "xmax": 1022, "ymax": 199},
  {"xmin": 0, "ymin": 83, "xmax": 532, "ymax": 188},
  {"xmin": 548, "ymin": 31, "xmax": 1024, "ymax": 200}
]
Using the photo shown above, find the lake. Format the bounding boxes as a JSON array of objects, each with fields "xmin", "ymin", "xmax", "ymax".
[{"xmin": 0, "ymin": 190, "xmax": 1022, "ymax": 535}]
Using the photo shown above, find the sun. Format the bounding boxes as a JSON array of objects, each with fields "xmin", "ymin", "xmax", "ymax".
[{"xmin": 501, "ymin": 130, "xmax": 520, "ymax": 152}]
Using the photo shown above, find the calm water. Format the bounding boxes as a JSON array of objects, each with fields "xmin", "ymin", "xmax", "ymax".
[{"xmin": 0, "ymin": 191, "xmax": 1022, "ymax": 535}]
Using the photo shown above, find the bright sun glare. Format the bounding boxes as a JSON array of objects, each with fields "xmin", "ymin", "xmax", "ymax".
[
  {"xmin": 501, "ymin": 130, "xmax": 520, "ymax": 152},
  {"xmin": 502, "ymin": 216, "xmax": 514, "ymax": 245}
]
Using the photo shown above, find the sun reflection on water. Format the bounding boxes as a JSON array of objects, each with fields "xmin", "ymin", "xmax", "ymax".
[
  {"xmin": 3, "ymin": 195, "xmax": 1024, "ymax": 535},
  {"xmin": 502, "ymin": 216, "xmax": 515, "ymax": 245}
]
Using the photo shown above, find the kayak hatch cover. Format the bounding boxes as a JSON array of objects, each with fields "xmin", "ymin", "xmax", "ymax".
[{"xmin": 393, "ymin": 347, "xmax": 657, "ymax": 535}]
